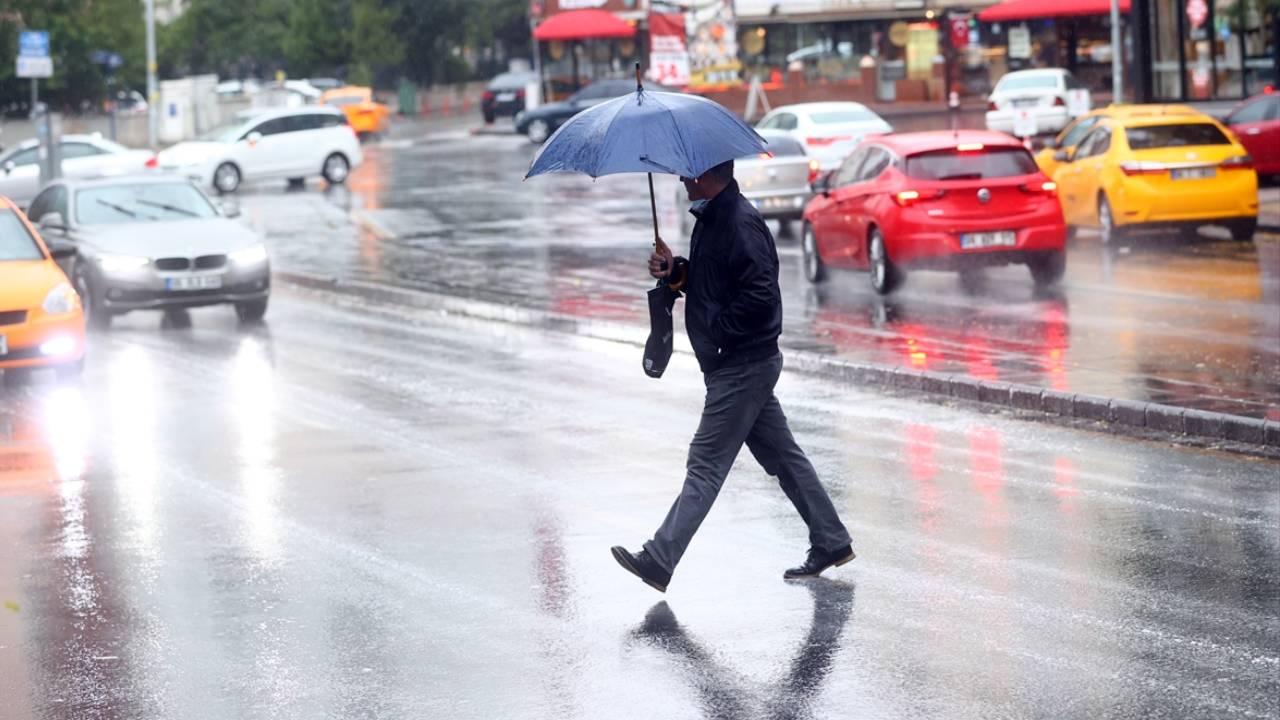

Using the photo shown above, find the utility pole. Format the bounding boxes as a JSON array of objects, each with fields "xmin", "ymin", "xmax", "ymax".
[
  {"xmin": 145, "ymin": 0, "xmax": 158, "ymax": 149},
  {"xmin": 1110, "ymin": 0, "xmax": 1123, "ymax": 103}
]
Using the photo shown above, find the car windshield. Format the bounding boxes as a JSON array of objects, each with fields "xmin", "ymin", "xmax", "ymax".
[
  {"xmin": 905, "ymin": 148, "xmax": 1039, "ymax": 180},
  {"xmin": 811, "ymin": 109, "xmax": 879, "ymax": 124},
  {"xmin": 0, "ymin": 210, "xmax": 42, "ymax": 262},
  {"xmin": 1125, "ymin": 123, "xmax": 1231, "ymax": 149},
  {"xmin": 998, "ymin": 74, "xmax": 1060, "ymax": 92},
  {"xmin": 76, "ymin": 183, "xmax": 218, "ymax": 225},
  {"xmin": 490, "ymin": 73, "xmax": 533, "ymax": 90},
  {"xmin": 199, "ymin": 120, "xmax": 247, "ymax": 143},
  {"xmin": 1060, "ymin": 117, "xmax": 1099, "ymax": 147}
]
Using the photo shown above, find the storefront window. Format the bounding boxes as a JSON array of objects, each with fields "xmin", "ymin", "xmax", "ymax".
[{"xmin": 1150, "ymin": 0, "xmax": 1185, "ymax": 99}]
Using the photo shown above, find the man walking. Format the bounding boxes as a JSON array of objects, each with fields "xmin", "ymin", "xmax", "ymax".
[{"xmin": 611, "ymin": 160, "xmax": 854, "ymax": 593}]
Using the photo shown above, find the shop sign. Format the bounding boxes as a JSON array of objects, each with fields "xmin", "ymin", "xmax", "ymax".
[
  {"xmin": 1007, "ymin": 25, "xmax": 1031, "ymax": 59},
  {"xmin": 889, "ymin": 21, "xmax": 910, "ymax": 48},
  {"xmin": 687, "ymin": 0, "xmax": 742, "ymax": 88},
  {"xmin": 906, "ymin": 23, "xmax": 939, "ymax": 80},
  {"xmin": 1186, "ymin": 0, "xmax": 1208, "ymax": 29},
  {"xmin": 648, "ymin": 12, "xmax": 690, "ymax": 86}
]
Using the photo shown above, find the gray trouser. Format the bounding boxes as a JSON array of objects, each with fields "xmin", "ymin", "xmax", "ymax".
[{"xmin": 644, "ymin": 353, "xmax": 852, "ymax": 574}]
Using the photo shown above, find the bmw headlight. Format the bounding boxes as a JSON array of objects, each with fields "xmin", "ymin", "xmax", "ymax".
[
  {"xmin": 230, "ymin": 243, "xmax": 268, "ymax": 266},
  {"xmin": 42, "ymin": 282, "xmax": 79, "ymax": 315},
  {"xmin": 98, "ymin": 254, "xmax": 150, "ymax": 273}
]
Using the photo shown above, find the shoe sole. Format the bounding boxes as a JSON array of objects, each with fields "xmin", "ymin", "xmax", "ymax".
[
  {"xmin": 611, "ymin": 547, "xmax": 667, "ymax": 593},
  {"xmin": 783, "ymin": 550, "xmax": 857, "ymax": 580}
]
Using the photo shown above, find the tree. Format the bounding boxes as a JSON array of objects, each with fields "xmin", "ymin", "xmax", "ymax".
[
  {"xmin": 284, "ymin": 0, "xmax": 351, "ymax": 78},
  {"xmin": 349, "ymin": 0, "xmax": 403, "ymax": 85},
  {"xmin": 158, "ymin": 0, "xmax": 289, "ymax": 79}
]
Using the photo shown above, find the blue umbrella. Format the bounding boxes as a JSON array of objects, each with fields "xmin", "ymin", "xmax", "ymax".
[{"xmin": 526, "ymin": 65, "xmax": 766, "ymax": 251}]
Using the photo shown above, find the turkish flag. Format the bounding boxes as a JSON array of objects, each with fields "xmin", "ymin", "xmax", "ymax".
[{"xmin": 950, "ymin": 18, "xmax": 969, "ymax": 49}]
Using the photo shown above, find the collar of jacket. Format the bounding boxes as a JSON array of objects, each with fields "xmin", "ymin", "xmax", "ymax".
[{"xmin": 689, "ymin": 179, "xmax": 741, "ymax": 222}]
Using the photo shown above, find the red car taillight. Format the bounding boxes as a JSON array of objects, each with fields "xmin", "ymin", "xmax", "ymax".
[
  {"xmin": 1220, "ymin": 155, "xmax": 1253, "ymax": 170},
  {"xmin": 894, "ymin": 190, "xmax": 922, "ymax": 206},
  {"xmin": 144, "ymin": 155, "xmax": 158, "ymax": 169},
  {"xmin": 1119, "ymin": 161, "xmax": 1166, "ymax": 176},
  {"xmin": 987, "ymin": 100, "xmax": 998, "ymax": 112},
  {"xmin": 806, "ymin": 135, "xmax": 850, "ymax": 147},
  {"xmin": 807, "ymin": 159, "xmax": 821, "ymax": 184},
  {"xmin": 482, "ymin": 91, "xmax": 495, "ymax": 102},
  {"xmin": 1020, "ymin": 180, "xmax": 1058, "ymax": 197},
  {"xmin": 1053, "ymin": 96, "xmax": 1065, "ymax": 107}
]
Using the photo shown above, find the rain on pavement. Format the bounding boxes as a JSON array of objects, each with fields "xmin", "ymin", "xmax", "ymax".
[
  {"xmin": 1, "ymin": 288, "xmax": 1277, "ymax": 719},
  {"xmin": 239, "ymin": 119, "xmax": 1280, "ymax": 421}
]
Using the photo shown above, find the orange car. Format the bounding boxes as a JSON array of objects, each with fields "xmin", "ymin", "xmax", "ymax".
[
  {"xmin": 321, "ymin": 86, "xmax": 390, "ymax": 137},
  {"xmin": 0, "ymin": 197, "xmax": 85, "ymax": 380}
]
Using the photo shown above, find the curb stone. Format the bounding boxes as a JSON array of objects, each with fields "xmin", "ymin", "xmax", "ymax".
[{"xmin": 274, "ymin": 270, "xmax": 1280, "ymax": 450}]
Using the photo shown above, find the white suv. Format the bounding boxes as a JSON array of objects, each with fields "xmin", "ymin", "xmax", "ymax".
[{"xmin": 157, "ymin": 107, "xmax": 364, "ymax": 194}]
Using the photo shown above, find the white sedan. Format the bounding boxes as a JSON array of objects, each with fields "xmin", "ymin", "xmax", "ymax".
[
  {"xmin": 156, "ymin": 106, "xmax": 363, "ymax": 194},
  {"xmin": 755, "ymin": 102, "xmax": 893, "ymax": 171},
  {"xmin": 0, "ymin": 134, "xmax": 153, "ymax": 207},
  {"xmin": 985, "ymin": 68, "xmax": 1091, "ymax": 137}
]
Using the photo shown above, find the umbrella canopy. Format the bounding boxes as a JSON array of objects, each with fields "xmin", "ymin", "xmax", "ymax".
[{"xmin": 526, "ymin": 89, "xmax": 767, "ymax": 180}]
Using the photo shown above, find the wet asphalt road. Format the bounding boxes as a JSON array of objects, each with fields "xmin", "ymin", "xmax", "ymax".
[
  {"xmin": 1, "ymin": 287, "xmax": 1278, "ymax": 719},
  {"xmin": 237, "ymin": 121, "xmax": 1280, "ymax": 420}
]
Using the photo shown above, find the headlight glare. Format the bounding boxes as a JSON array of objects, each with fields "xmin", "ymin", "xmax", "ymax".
[
  {"xmin": 230, "ymin": 243, "xmax": 268, "ymax": 266},
  {"xmin": 42, "ymin": 283, "xmax": 78, "ymax": 315},
  {"xmin": 99, "ymin": 254, "xmax": 150, "ymax": 273},
  {"xmin": 40, "ymin": 336, "xmax": 77, "ymax": 357}
]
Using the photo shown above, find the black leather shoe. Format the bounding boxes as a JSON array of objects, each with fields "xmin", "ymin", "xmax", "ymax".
[
  {"xmin": 611, "ymin": 546, "xmax": 671, "ymax": 593},
  {"xmin": 784, "ymin": 545, "xmax": 856, "ymax": 579}
]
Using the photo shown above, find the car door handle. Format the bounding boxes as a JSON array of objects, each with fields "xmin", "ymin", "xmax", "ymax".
[{"xmin": 1244, "ymin": 128, "xmax": 1262, "ymax": 135}]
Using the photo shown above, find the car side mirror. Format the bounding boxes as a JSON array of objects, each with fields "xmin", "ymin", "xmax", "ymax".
[
  {"xmin": 38, "ymin": 212, "xmax": 67, "ymax": 233},
  {"xmin": 813, "ymin": 171, "xmax": 832, "ymax": 196},
  {"xmin": 245, "ymin": 131, "xmax": 263, "ymax": 145},
  {"xmin": 2, "ymin": 160, "xmax": 14, "ymax": 175},
  {"xmin": 220, "ymin": 200, "xmax": 241, "ymax": 219},
  {"xmin": 1053, "ymin": 149, "xmax": 1073, "ymax": 163},
  {"xmin": 47, "ymin": 239, "xmax": 76, "ymax": 260}
]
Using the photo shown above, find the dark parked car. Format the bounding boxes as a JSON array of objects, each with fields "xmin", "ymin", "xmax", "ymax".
[
  {"xmin": 515, "ymin": 78, "xmax": 663, "ymax": 143},
  {"xmin": 482, "ymin": 71, "xmax": 538, "ymax": 124}
]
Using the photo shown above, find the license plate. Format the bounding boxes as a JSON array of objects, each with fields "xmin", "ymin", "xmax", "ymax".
[
  {"xmin": 496, "ymin": 92, "xmax": 516, "ymax": 102},
  {"xmin": 1171, "ymin": 167, "xmax": 1215, "ymax": 180},
  {"xmin": 1013, "ymin": 98, "xmax": 1038, "ymax": 107},
  {"xmin": 166, "ymin": 275, "xmax": 223, "ymax": 291},
  {"xmin": 960, "ymin": 231, "xmax": 1017, "ymax": 249},
  {"xmin": 0, "ymin": 334, "xmax": 6, "ymax": 355}
]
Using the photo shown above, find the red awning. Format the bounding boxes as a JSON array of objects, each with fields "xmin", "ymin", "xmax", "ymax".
[
  {"xmin": 978, "ymin": 0, "xmax": 1131, "ymax": 22},
  {"xmin": 533, "ymin": 9, "xmax": 636, "ymax": 41}
]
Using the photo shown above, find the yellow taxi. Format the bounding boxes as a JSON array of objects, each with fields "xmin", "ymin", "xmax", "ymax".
[
  {"xmin": 0, "ymin": 197, "xmax": 85, "ymax": 380},
  {"xmin": 321, "ymin": 86, "xmax": 390, "ymax": 137},
  {"xmin": 1052, "ymin": 112, "xmax": 1259, "ymax": 243},
  {"xmin": 1035, "ymin": 104, "xmax": 1198, "ymax": 177}
]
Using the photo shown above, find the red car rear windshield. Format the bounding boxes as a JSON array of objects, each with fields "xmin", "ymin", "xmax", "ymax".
[
  {"xmin": 1125, "ymin": 123, "xmax": 1231, "ymax": 149},
  {"xmin": 904, "ymin": 148, "xmax": 1038, "ymax": 181}
]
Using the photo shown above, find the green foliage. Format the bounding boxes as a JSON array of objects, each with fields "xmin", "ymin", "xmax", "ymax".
[
  {"xmin": 284, "ymin": 0, "xmax": 352, "ymax": 77},
  {"xmin": 0, "ymin": 0, "xmax": 533, "ymax": 108}
]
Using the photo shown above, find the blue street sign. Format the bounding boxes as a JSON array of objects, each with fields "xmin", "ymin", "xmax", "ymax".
[
  {"xmin": 90, "ymin": 50, "xmax": 123, "ymax": 68},
  {"xmin": 19, "ymin": 31, "xmax": 49, "ymax": 58}
]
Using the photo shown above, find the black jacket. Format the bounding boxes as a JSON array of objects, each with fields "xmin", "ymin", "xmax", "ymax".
[{"xmin": 664, "ymin": 180, "xmax": 783, "ymax": 374}]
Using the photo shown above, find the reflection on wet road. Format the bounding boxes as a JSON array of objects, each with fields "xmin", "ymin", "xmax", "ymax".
[
  {"xmin": 240, "ymin": 128, "xmax": 1280, "ymax": 419},
  {"xmin": 1, "ymin": 289, "xmax": 1276, "ymax": 718}
]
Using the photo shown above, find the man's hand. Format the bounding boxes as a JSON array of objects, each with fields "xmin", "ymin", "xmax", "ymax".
[{"xmin": 649, "ymin": 241, "xmax": 674, "ymax": 280}]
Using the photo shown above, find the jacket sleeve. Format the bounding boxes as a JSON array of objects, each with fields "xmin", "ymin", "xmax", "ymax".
[{"xmin": 713, "ymin": 218, "xmax": 777, "ymax": 347}]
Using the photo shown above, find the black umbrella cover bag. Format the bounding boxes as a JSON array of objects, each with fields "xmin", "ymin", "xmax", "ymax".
[{"xmin": 644, "ymin": 283, "xmax": 676, "ymax": 378}]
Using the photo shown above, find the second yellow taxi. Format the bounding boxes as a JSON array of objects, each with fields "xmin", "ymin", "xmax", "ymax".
[{"xmin": 1050, "ymin": 111, "xmax": 1258, "ymax": 243}]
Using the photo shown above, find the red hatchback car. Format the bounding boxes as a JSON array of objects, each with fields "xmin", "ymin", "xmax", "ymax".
[
  {"xmin": 801, "ymin": 131, "xmax": 1068, "ymax": 294},
  {"xmin": 1224, "ymin": 91, "xmax": 1280, "ymax": 178}
]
